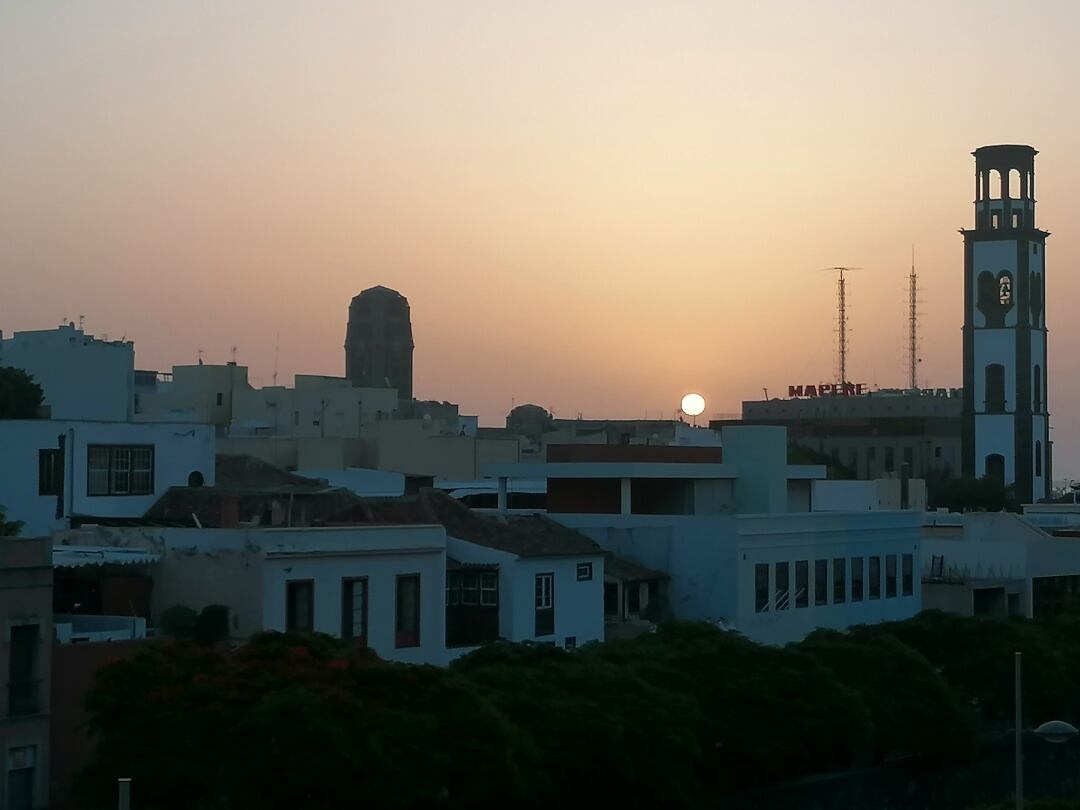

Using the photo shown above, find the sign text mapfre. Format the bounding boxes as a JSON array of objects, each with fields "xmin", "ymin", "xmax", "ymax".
[{"xmin": 788, "ymin": 383, "xmax": 866, "ymax": 398}]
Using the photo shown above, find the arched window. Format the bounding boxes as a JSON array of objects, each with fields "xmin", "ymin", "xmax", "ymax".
[
  {"xmin": 985, "ymin": 364, "xmax": 1005, "ymax": 412},
  {"xmin": 989, "ymin": 169, "xmax": 1003, "ymax": 200},
  {"xmin": 1035, "ymin": 441, "xmax": 1043, "ymax": 477},
  {"xmin": 1034, "ymin": 365, "xmax": 1042, "ymax": 412},
  {"xmin": 1009, "ymin": 168, "xmax": 1022, "ymax": 199},
  {"xmin": 985, "ymin": 454, "xmax": 1006, "ymax": 486}
]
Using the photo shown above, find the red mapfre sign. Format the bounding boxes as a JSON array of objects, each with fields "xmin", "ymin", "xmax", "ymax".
[{"xmin": 788, "ymin": 383, "xmax": 866, "ymax": 398}]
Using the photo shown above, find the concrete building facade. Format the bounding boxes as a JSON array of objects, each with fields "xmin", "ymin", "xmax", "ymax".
[
  {"xmin": 0, "ymin": 325, "xmax": 134, "ymax": 422},
  {"xmin": 0, "ymin": 420, "xmax": 216, "ymax": 537},
  {"xmin": 0, "ymin": 537, "xmax": 52, "ymax": 810},
  {"xmin": 712, "ymin": 388, "xmax": 962, "ymax": 481},
  {"xmin": 484, "ymin": 426, "xmax": 924, "ymax": 645},
  {"xmin": 345, "ymin": 286, "xmax": 414, "ymax": 399}
]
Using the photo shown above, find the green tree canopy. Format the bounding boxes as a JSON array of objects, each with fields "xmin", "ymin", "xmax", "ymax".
[{"xmin": 0, "ymin": 366, "xmax": 44, "ymax": 419}]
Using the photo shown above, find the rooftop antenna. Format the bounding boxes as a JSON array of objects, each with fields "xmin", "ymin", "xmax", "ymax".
[
  {"xmin": 908, "ymin": 245, "xmax": 921, "ymax": 390},
  {"xmin": 78, "ymin": 315, "xmax": 85, "ymax": 331},
  {"xmin": 197, "ymin": 348, "xmax": 204, "ymax": 366},
  {"xmin": 818, "ymin": 266, "xmax": 863, "ymax": 386},
  {"xmin": 272, "ymin": 331, "xmax": 280, "ymax": 386},
  {"xmin": 230, "ymin": 345, "xmax": 238, "ymax": 364}
]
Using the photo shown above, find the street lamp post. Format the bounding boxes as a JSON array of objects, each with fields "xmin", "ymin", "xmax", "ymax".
[{"xmin": 1014, "ymin": 651, "xmax": 1079, "ymax": 810}]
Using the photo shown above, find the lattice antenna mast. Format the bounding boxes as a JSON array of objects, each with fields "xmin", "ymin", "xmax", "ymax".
[
  {"xmin": 818, "ymin": 266, "xmax": 861, "ymax": 386},
  {"xmin": 908, "ymin": 245, "xmax": 919, "ymax": 390},
  {"xmin": 837, "ymin": 269, "xmax": 848, "ymax": 386}
]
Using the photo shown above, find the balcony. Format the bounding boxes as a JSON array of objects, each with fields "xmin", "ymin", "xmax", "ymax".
[
  {"xmin": 6, "ymin": 680, "xmax": 41, "ymax": 717},
  {"xmin": 54, "ymin": 614, "xmax": 147, "ymax": 644}
]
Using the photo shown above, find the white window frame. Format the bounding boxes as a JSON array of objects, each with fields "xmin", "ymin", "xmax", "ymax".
[{"xmin": 535, "ymin": 573, "xmax": 554, "ymax": 610}]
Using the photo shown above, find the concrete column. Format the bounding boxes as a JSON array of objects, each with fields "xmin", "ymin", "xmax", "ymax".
[
  {"xmin": 620, "ymin": 478, "xmax": 632, "ymax": 515},
  {"xmin": 496, "ymin": 477, "xmax": 508, "ymax": 513}
]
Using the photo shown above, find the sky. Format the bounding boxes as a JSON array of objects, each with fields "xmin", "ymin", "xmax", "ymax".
[{"xmin": 3, "ymin": 2, "xmax": 1080, "ymax": 474}]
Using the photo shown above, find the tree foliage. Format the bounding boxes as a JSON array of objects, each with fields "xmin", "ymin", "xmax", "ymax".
[
  {"xmin": 926, "ymin": 471, "xmax": 1019, "ymax": 513},
  {"xmin": 77, "ymin": 614, "xmax": 1080, "ymax": 808},
  {"xmin": 0, "ymin": 366, "xmax": 44, "ymax": 419}
]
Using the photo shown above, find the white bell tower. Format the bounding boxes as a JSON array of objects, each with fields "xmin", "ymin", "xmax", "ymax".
[{"xmin": 962, "ymin": 144, "xmax": 1049, "ymax": 503}]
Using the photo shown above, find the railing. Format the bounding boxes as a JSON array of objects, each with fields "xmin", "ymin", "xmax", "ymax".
[{"xmin": 7, "ymin": 680, "xmax": 41, "ymax": 717}]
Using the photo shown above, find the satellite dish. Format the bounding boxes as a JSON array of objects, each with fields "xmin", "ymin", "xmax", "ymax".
[{"xmin": 681, "ymin": 393, "xmax": 706, "ymax": 417}]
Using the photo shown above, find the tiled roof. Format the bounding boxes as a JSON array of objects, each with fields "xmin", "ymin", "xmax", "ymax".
[{"xmin": 331, "ymin": 489, "xmax": 604, "ymax": 558}]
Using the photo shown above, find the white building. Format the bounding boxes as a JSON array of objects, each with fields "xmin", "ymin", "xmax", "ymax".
[
  {"xmin": 923, "ymin": 509, "xmax": 1080, "ymax": 618},
  {"xmin": 56, "ymin": 524, "xmax": 448, "ymax": 665},
  {"xmin": 484, "ymin": 425, "xmax": 924, "ymax": 645},
  {"xmin": 231, "ymin": 375, "xmax": 400, "ymax": 438},
  {"xmin": 332, "ymin": 491, "xmax": 607, "ymax": 653},
  {"xmin": 0, "ymin": 324, "xmax": 134, "ymax": 421},
  {"xmin": 0, "ymin": 420, "xmax": 215, "ymax": 537}
]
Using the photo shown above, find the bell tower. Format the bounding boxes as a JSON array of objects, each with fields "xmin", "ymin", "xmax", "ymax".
[{"xmin": 962, "ymin": 144, "xmax": 1049, "ymax": 503}]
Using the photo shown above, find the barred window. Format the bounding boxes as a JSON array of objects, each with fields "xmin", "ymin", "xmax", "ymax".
[{"xmin": 87, "ymin": 445, "xmax": 154, "ymax": 496}]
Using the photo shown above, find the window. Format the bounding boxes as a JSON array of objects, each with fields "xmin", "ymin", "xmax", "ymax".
[
  {"xmin": 38, "ymin": 449, "xmax": 63, "ymax": 496},
  {"xmin": 1034, "ymin": 365, "xmax": 1043, "ymax": 412},
  {"xmin": 902, "ymin": 447, "xmax": 914, "ymax": 473},
  {"xmin": 286, "ymin": 580, "xmax": 314, "ymax": 634},
  {"xmin": 775, "ymin": 561, "xmax": 790, "ymax": 611},
  {"xmin": 462, "ymin": 574, "xmax": 479, "ymax": 605},
  {"xmin": 902, "ymin": 554, "xmax": 914, "ymax": 596},
  {"xmin": 985, "ymin": 365, "xmax": 1005, "ymax": 413},
  {"xmin": 886, "ymin": 555, "xmax": 898, "ymax": 598},
  {"xmin": 814, "ymin": 560, "xmax": 828, "ymax": 606},
  {"xmin": 8, "ymin": 624, "xmax": 40, "ymax": 717},
  {"xmin": 851, "ymin": 557, "xmax": 864, "ymax": 601},
  {"xmin": 535, "ymin": 573, "xmax": 554, "ymax": 636},
  {"xmin": 341, "ymin": 578, "xmax": 368, "ymax": 643},
  {"xmin": 884, "ymin": 447, "xmax": 895, "ymax": 474},
  {"xmin": 86, "ymin": 445, "xmax": 154, "ymax": 496},
  {"xmin": 869, "ymin": 557, "xmax": 881, "ymax": 600},
  {"xmin": 1036, "ymin": 441, "xmax": 1043, "ymax": 477},
  {"xmin": 795, "ymin": 561, "xmax": 809, "ymax": 608},
  {"xmin": 833, "ymin": 558, "xmax": 846, "ymax": 604},
  {"xmin": 480, "ymin": 573, "xmax": 498, "ymax": 606},
  {"xmin": 755, "ymin": 563, "xmax": 769, "ymax": 613},
  {"xmin": 216, "ymin": 392, "xmax": 224, "ymax": 406},
  {"xmin": 576, "ymin": 562, "xmax": 593, "ymax": 581},
  {"xmin": 935, "ymin": 446, "xmax": 943, "ymax": 459},
  {"xmin": 395, "ymin": 574, "xmax": 421, "ymax": 647}
]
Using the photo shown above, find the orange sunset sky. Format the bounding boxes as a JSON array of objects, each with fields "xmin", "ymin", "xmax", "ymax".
[{"xmin": 3, "ymin": 2, "xmax": 1080, "ymax": 476}]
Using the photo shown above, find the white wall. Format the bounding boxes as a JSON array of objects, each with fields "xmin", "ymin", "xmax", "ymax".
[
  {"xmin": 736, "ymin": 511, "xmax": 922, "ymax": 645},
  {"xmin": 445, "ymin": 536, "xmax": 604, "ymax": 648},
  {"xmin": 559, "ymin": 511, "xmax": 922, "ymax": 646},
  {"xmin": 231, "ymin": 377, "xmax": 398, "ymax": 438},
  {"xmin": 0, "ymin": 325, "xmax": 134, "ymax": 421},
  {"xmin": 508, "ymin": 556, "xmax": 605, "ymax": 647},
  {"xmin": 261, "ymin": 527, "xmax": 446, "ymax": 665},
  {"xmin": 0, "ymin": 420, "xmax": 215, "ymax": 536}
]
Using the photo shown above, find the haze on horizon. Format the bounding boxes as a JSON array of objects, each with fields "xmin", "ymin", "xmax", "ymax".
[{"xmin": 3, "ymin": 1, "xmax": 1080, "ymax": 476}]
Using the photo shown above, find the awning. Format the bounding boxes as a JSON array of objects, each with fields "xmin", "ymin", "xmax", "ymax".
[{"xmin": 53, "ymin": 546, "xmax": 161, "ymax": 569}]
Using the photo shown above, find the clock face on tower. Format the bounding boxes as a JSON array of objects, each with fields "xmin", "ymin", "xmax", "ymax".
[{"xmin": 998, "ymin": 274, "xmax": 1012, "ymax": 306}]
